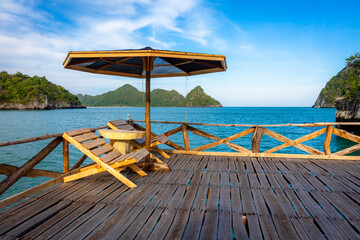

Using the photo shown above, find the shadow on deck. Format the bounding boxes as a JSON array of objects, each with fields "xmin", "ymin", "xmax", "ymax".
[{"xmin": 1, "ymin": 154, "xmax": 360, "ymax": 239}]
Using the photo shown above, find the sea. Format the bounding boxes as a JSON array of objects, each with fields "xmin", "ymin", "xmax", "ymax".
[{"xmin": 0, "ymin": 107, "xmax": 358, "ymax": 200}]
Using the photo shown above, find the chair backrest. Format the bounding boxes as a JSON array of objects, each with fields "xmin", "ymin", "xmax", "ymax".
[
  {"xmin": 63, "ymin": 128, "xmax": 122, "ymax": 163},
  {"xmin": 108, "ymin": 119, "xmax": 136, "ymax": 131}
]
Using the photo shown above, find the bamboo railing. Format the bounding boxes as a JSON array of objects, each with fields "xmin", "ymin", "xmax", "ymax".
[{"xmin": 130, "ymin": 120, "xmax": 360, "ymax": 160}]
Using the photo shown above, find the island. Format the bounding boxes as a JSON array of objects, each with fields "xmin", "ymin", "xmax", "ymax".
[
  {"xmin": 313, "ymin": 53, "xmax": 360, "ymax": 134},
  {"xmin": 77, "ymin": 84, "xmax": 222, "ymax": 107},
  {"xmin": 0, "ymin": 71, "xmax": 84, "ymax": 110}
]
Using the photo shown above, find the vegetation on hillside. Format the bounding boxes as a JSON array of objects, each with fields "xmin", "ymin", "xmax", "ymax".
[
  {"xmin": 186, "ymin": 86, "xmax": 222, "ymax": 107},
  {"xmin": 0, "ymin": 71, "xmax": 81, "ymax": 105},
  {"xmin": 77, "ymin": 84, "xmax": 143, "ymax": 106},
  {"xmin": 77, "ymin": 84, "xmax": 222, "ymax": 107},
  {"xmin": 314, "ymin": 53, "xmax": 360, "ymax": 107},
  {"xmin": 151, "ymin": 89, "xmax": 185, "ymax": 107}
]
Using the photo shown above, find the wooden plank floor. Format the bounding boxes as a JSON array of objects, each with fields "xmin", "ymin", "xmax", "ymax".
[{"xmin": 1, "ymin": 154, "xmax": 360, "ymax": 239}]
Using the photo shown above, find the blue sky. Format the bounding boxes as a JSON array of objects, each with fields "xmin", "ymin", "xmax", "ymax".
[{"xmin": 0, "ymin": 0, "xmax": 359, "ymax": 106}]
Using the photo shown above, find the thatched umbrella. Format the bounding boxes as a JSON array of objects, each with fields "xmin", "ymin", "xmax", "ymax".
[{"xmin": 63, "ymin": 47, "xmax": 227, "ymax": 165}]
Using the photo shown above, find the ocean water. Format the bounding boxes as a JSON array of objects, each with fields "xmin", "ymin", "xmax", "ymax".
[{"xmin": 0, "ymin": 107, "xmax": 358, "ymax": 200}]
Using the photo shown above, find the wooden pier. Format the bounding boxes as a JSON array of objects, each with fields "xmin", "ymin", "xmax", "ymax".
[
  {"xmin": 1, "ymin": 120, "xmax": 360, "ymax": 239},
  {"xmin": 1, "ymin": 154, "xmax": 360, "ymax": 239}
]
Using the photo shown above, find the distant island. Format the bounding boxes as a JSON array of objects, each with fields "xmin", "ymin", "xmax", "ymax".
[
  {"xmin": 0, "ymin": 71, "xmax": 84, "ymax": 110},
  {"xmin": 77, "ymin": 84, "xmax": 222, "ymax": 107}
]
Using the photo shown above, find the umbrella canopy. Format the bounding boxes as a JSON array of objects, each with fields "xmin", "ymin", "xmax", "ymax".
[{"xmin": 63, "ymin": 47, "xmax": 227, "ymax": 165}]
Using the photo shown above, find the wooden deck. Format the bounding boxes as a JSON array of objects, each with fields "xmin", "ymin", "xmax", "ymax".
[{"xmin": 1, "ymin": 154, "xmax": 360, "ymax": 239}]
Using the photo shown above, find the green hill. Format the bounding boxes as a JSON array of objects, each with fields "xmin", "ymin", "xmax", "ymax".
[
  {"xmin": 0, "ymin": 71, "xmax": 84, "ymax": 110},
  {"xmin": 77, "ymin": 84, "xmax": 222, "ymax": 107},
  {"xmin": 77, "ymin": 84, "xmax": 143, "ymax": 107},
  {"xmin": 313, "ymin": 53, "xmax": 360, "ymax": 108},
  {"xmin": 186, "ymin": 86, "xmax": 222, "ymax": 107},
  {"xmin": 151, "ymin": 89, "xmax": 185, "ymax": 107}
]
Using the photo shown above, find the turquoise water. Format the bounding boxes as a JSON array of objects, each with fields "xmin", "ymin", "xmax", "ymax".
[{"xmin": 0, "ymin": 107, "xmax": 357, "ymax": 200}]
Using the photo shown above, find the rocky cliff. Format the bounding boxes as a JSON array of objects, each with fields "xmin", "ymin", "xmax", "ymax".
[{"xmin": 335, "ymin": 94, "xmax": 360, "ymax": 134}]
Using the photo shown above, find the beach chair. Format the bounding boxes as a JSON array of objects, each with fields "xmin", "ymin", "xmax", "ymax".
[
  {"xmin": 62, "ymin": 128, "xmax": 148, "ymax": 188},
  {"xmin": 107, "ymin": 119, "xmax": 170, "ymax": 161}
]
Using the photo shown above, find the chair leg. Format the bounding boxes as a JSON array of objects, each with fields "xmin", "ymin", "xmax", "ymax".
[
  {"xmin": 150, "ymin": 153, "xmax": 164, "ymax": 164},
  {"xmin": 153, "ymin": 146, "xmax": 170, "ymax": 158},
  {"xmin": 128, "ymin": 164, "xmax": 147, "ymax": 176}
]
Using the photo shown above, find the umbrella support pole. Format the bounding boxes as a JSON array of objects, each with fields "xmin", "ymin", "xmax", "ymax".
[{"xmin": 144, "ymin": 67, "xmax": 152, "ymax": 170}]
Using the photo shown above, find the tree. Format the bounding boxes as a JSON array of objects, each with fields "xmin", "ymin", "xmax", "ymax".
[{"xmin": 346, "ymin": 52, "xmax": 360, "ymax": 67}]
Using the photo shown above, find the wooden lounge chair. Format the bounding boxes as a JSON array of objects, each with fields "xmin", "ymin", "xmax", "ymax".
[
  {"xmin": 62, "ymin": 128, "xmax": 148, "ymax": 188},
  {"xmin": 107, "ymin": 119, "xmax": 170, "ymax": 161}
]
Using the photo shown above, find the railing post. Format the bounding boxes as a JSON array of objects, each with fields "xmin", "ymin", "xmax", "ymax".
[
  {"xmin": 181, "ymin": 124, "xmax": 190, "ymax": 151},
  {"xmin": 324, "ymin": 125, "xmax": 334, "ymax": 155},
  {"xmin": 252, "ymin": 127, "xmax": 263, "ymax": 153},
  {"xmin": 63, "ymin": 138, "xmax": 69, "ymax": 173}
]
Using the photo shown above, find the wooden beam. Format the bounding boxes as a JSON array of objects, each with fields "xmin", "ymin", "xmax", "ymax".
[
  {"xmin": 187, "ymin": 125, "xmax": 251, "ymax": 153},
  {"xmin": 181, "ymin": 124, "xmax": 190, "ymax": 151},
  {"xmin": 192, "ymin": 127, "xmax": 255, "ymax": 152},
  {"xmin": 262, "ymin": 128, "xmax": 324, "ymax": 155},
  {"xmin": 264, "ymin": 128, "xmax": 327, "ymax": 154},
  {"xmin": 161, "ymin": 126, "xmax": 182, "ymax": 137},
  {"xmin": 0, "ymin": 137, "xmax": 62, "ymax": 196},
  {"xmin": 159, "ymin": 57, "xmax": 190, "ymax": 74},
  {"xmin": 333, "ymin": 128, "xmax": 360, "ymax": 143},
  {"xmin": 332, "ymin": 143, "xmax": 360, "ymax": 156},
  {"xmin": 251, "ymin": 127, "xmax": 263, "ymax": 153},
  {"xmin": 324, "ymin": 125, "xmax": 334, "ymax": 155},
  {"xmin": 70, "ymin": 154, "xmax": 87, "ymax": 171},
  {"xmin": 0, "ymin": 164, "xmax": 62, "ymax": 178},
  {"xmin": 63, "ymin": 139, "xmax": 69, "ymax": 173}
]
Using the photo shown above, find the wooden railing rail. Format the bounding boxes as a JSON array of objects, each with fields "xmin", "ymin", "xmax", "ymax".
[
  {"xmin": 130, "ymin": 120, "xmax": 360, "ymax": 160},
  {"xmin": 131, "ymin": 120, "xmax": 360, "ymax": 127}
]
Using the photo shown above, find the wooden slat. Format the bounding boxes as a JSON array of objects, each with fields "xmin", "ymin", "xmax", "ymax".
[
  {"xmin": 73, "ymin": 132, "xmax": 99, "ymax": 143},
  {"xmin": 82, "ymin": 138, "xmax": 106, "ymax": 149},
  {"xmin": 100, "ymin": 151, "xmax": 122, "ymax": 163},
  {"xmin": 333, "ymin": 127, "xmax": 360, "ymax": 143},
  {"xmin": 332, "ymin": 143, "xmax": 360, "ymax": 156},
  {"xmin": 65, "ymin": 128, "xmax": 91, "ymax": 137},
  {"xmin": 90, "ymin": 144, "xmax": 113, "ymax": 156},
  {"xmin": 109, "ymin": 119, "xmax": 128, "ymax": 126}
]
